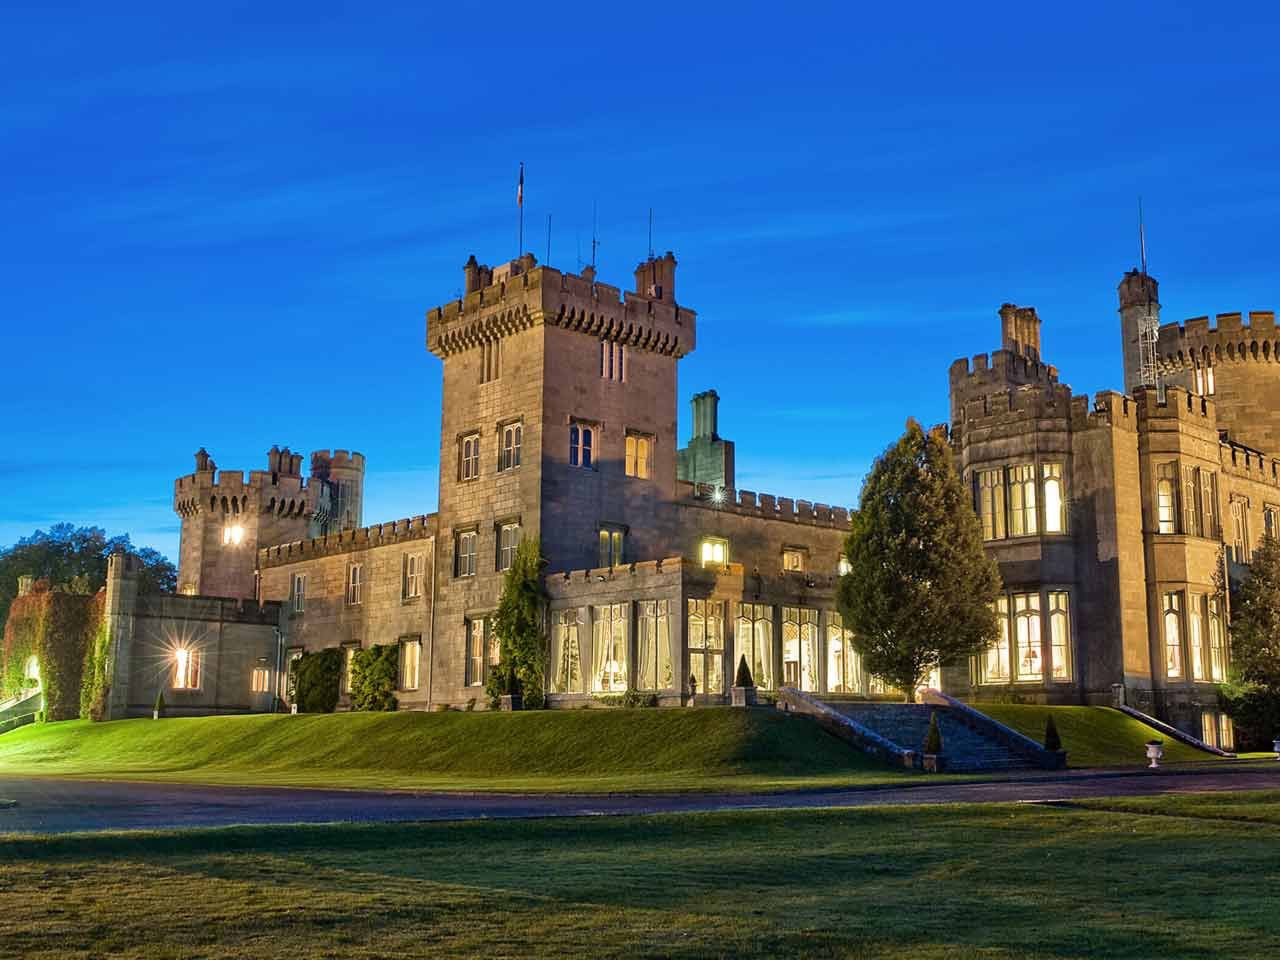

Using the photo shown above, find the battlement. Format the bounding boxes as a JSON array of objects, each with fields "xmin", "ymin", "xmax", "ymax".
[
  {"xmin": 548, "ymin": 556, "xmax": 689, "ymax": 587},
  {"xmin": 173, "ymin": 465, "xmax": 316, "ymax": 518},
  {"xmin": 1072, "ymin": 391, "xmax": 1139, "ymax": 432},
  {"xmin": 1133, "ymin": 385, "xmax": 1217, "ymax": 427},
  {"xmin": 259, "ymin": 514, "xmax": 437, "ymax": 567},
  {"xmin": 134, "ymin": 592, "xmax": 284, "ymax": 627},
  {"xmin": 677, "ymin": 481, "xmax": 851, "ymax": 528},
  {"xmin": 950, "ymin": 350, "xmax": 1060, "ymax": 387},
  {"xmin": 426, "ymin": 255, "xmax": 696, "ymax": 360},
  {"xmin": 959, "ymin": 381, "xmax": 1075, "ymax": 425},
  {"xmin": 1220, "ymin": 438, "xmax": 1280, "ymax": 489},
  {"xmin": 1157, "ymin": 311, "xmax": 1278, "ymax": 368}
]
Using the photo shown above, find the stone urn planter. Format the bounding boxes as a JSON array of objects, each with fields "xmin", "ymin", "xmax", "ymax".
[
  {"xmin": 1145, "ymin": 740, "xmax": 1164, "ymax": 769},
  {"xmin": 499, "ymin": 693, "xmax": 523, "ymax": 712},
  {"xmin": 922, "ymin": 753, "xmax": 945, "ymax": 774},
  {"xmin": 731, "ymin": 686, "xmax": 758, "ymax": 707}
]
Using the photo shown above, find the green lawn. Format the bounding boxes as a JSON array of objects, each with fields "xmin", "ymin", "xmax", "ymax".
[
  {"xmin": 4, "ymin": 792, "xmax": 1280, "ymax": 958},
  {"xmin": 978, "ymin": 704, "xmax": 1220, "ymax": 767},
  {"xmin": 0, "ymin": 708, "xmax": 918, "ymax": 793}
]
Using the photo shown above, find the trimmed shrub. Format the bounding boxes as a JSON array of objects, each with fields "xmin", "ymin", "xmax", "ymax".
[
  {"xmin": 294, "ymin": 648, "xmax": 343, "ymax": 714},
  {"xmin": 154, "ymin": 690, "xmax": 166, "ymax": 718},
  {"xmin": 735, "ymin": 655, "xmax": 754, "ymax": 689},
  {"xmin": 350, "ymin": 644, "xmax": 399, "ymax": 712},
  {"xmin": 923, "ymin": 712, "xmax": 943, "ymax": 754},
  {"xmin": 1044, "ymin": 714, "xmax": 1062, "ymax": 752}
]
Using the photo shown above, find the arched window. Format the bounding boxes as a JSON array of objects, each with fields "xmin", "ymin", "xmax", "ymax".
[
  {"xmin": 1164, "ymin": 592, "xmax": 1183, "ymax": 679},
  {"xmin": 1042, "ymin": 463, "xmax": 1065, "ymax": 534},
  {"xmin": 1156, "ymin": 462, "xmax": 1177, "ymax": 534}
]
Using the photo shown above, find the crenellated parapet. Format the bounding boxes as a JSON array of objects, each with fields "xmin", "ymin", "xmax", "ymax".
[
  {"xmin": 548, "ymin": 556, "xmax": 688, "ymax": 587},
  {"xmin": 1157, "ymin": 311, "xmax": 1279, "ymax": 370},
  {"xmin": 678, "ymin": 481, "xmax": 851, "ymax": 528},
  {"xmin": 1219, "ymin": 438, "xmax": 1280, "ymax": 489},
  {"xmin": 173, "ymin": 449, "xmax": 319, "ymax": 520},
  {"xmin": 426, "ymin": 255, "xmax": 696, "ymax": 360},
  {"xmin": 1070, "ymin": 391, "xmax": 1139, "ymax": 433},
  {"xmin": 259, "ymin": 514, "xmax": 437, "ymax": 568},
  {"xmin": 1133, "ymin": 384, "xmax": 1218, "ymax": 429}
]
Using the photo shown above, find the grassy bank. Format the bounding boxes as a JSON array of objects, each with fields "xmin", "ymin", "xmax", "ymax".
[
  {"xmin": 4, "ymin": 792, "xmax": 1280, "ymax": 958},
  {"xmin": 0, "ymin": 707, "xmax": 910, "ymax": 793},
  {"xmin": 978, "ymin": 704, "xmax": 1219, "ymax": 767}
]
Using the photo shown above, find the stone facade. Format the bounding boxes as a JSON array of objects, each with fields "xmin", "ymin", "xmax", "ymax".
[
  {"xmin": 948, "ymin": 272, "xmax": 1280, "ymax": 745},
  {"xmin": 155, "ymin": 250, "xmax": 1277, "ymax": 748}
]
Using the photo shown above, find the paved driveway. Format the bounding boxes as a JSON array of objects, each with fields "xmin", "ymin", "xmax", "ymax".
[{"xmin": 3, "ymin": 765, "xmax": 1279, "ymax": 834}]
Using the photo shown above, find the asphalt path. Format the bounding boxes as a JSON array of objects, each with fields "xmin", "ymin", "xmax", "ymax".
[{"xmin": 3, "ymin": 764, "xmax": 1280, "ymax": 834}]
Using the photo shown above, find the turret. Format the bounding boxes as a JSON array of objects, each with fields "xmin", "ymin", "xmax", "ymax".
[
  {"xmin": 634, "ymin": 251, "xmax": 677, "ymax": 303},
  {"xmin": 310, "ymin": 449, "xmax": 366, "ymax": 532},
  {"xmin": 1119, "ymin": 269, "xmax": 1160, "ymax": 396}
]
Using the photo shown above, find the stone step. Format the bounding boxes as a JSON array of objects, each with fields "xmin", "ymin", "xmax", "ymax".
[{"xmin": 827, "ymin": 701, "xmax": 1035, "ymax": 771}]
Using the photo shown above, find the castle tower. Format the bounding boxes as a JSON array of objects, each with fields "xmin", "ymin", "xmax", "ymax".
[
  {"xmin": 309, "ymin": 449, "xmax": 366, "ymax": 533},
  {"xmin": 425, "ymin": 250, "xmax": 696, "ymax": 701},
  {"xmin": 1119, "ymin": 269, "xmax": 1161, "ymax": 396},
  {"xmin": 172, "ymin": 445, "xmax": 350, "ymax": 599}
]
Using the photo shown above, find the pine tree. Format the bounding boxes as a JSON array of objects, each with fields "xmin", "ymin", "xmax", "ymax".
[
  {"xmin": 1044, "ymin": 714, "xmax": 1062, "ymax": 752},
  {"xmin": 1227, "ymin": 535, "xmax": 1280, "ymax": 690},
  {"xmin": 837, "ymin": 419, "xmax": 1002, "ymax": 701}
]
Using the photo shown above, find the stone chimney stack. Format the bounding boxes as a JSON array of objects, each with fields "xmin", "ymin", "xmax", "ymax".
[
  {"xmin": 691, "ymin": 389, "xmax": 720, "ymax": 440},
  {"xmin": 999, "ymin": 304, "xmax": 1042, "ymax": 361},
  {"xmin": 633, "ymin": 251, "xmax": 677, "ymax": 303}
]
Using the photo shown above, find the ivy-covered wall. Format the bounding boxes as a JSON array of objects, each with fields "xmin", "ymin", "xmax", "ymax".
[{"xmin": 1, "ymin": 582, "xmax": 104, "ymax": 721}]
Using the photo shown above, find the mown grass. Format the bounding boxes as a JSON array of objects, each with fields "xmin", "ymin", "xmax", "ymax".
[
  {"xmin": 3, "ymin": 792, "xmax": 1279, "ymax": 958},
  {"xmin": 0, "ymin": 708, "xmax": 916, "ymax": 793},
  {"xmin": 979, "ymin": 704, "xmax": 1219, "ymax": 767}
]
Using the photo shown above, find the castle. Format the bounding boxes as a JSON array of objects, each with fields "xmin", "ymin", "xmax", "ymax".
[{"xmin": 93, "ymin": 248, "xmax": 1280, "ymax": 746}]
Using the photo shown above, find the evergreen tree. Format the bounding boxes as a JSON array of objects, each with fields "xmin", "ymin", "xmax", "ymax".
[
  {"xmin": 837, "ymin": 419, "xmax": 1001, "ymax": 701},
  {"xmin": 488, "ymin": 537, "xmax": 548, "ymax": 708},
  {"xmin": 1226, "ymin": 535, "xmax": 1280, "ymax": 690}
]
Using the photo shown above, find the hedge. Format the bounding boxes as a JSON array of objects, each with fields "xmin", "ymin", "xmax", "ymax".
[
  {"xmin": 350, "ymin": 644, "xmax": 399, "ymax": 712},
  {"xmin": 294, "ymin": 648, "xmax": 343, "ymax": 713}
]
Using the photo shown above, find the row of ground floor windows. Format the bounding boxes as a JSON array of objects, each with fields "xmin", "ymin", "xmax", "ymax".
[{"xmin": 545, "ymin": 600, "xmax": 904, "ymax": 697}]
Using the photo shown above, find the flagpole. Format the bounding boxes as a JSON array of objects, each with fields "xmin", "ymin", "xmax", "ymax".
[{"xmin": 517, "ymin": 162, "xmax": 525, "ymax": 258}]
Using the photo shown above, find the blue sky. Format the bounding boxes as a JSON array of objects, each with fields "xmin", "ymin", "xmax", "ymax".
[{"xmin": 3, "ymin": 2, "xmax": 1279, "ymax": 561}]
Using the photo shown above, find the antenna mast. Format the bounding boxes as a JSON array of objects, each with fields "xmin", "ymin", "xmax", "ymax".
[
  {"xmin": 1136, "ymin": 199, "xmax": 1162, "ymax": 396},
  {"xmin": 591, "ymin": 201, "xmax": 600, "ymax": 270}
]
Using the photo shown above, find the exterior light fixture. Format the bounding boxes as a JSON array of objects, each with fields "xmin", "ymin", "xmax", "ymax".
[{"xmin": 711, "ymin": 486, "xmax": 726, "ymax": 505}]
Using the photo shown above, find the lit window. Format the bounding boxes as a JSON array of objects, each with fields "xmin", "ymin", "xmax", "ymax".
[
  {"xmin": 1156, "ymin": 462, "xmax": 1178, "ymax": 534},
  {"xmin": 347, "ymin": 563, "xmax": 363, "ymax": 605},
  {"xmin": 1042, "ymin": 463, "xmax": 1065, "ymax": 534},
  {"xmin": 499, "ymin": 423, "xmax": 522, "ymax": 472},
  {"xmin": 459, "ymin": 434, "xmax": 480, "ymax": 481},
  {"xmin": 403, "ymin": 553, "xmax": 423, "ymax": 599},
  {"xmin": 686, "ymin": 599, "xmax": 722, "ymax": 695},
  {"xmin": 1013, "ymin": 593, "xmax": 1042, "ymax": 681},
  {"xmin": 700, "ymin": 538, "xmax": 728, "ymax": 566},
  {"xmin": 736, "ymin": 603, "xmax": 774, "ymax": 689},
  {"xmin": 1048, "ymin": 591, "xmax": 1071, "ymax": 681},
  {"xmin": 455, "ymin": 530, "xmax": 477, "ymax": 578},
  {"xmin": 782, "ymin": 607, "xmax": 820, "ymax": 691},
  {"xmin": 1008, "ymin": 465, "xmax": 1038, "ymax": 536},
  {"xmin": 291, "ymin": 573, "xmax": 307, "ymax": 613},
  {"xmin": 976, "ymin": 468, "xmax": 1006, "ymax": 541},
  {"xmin": 251, "ymin": 665, "xmax": 271, "ymax": 694},
  {"xmin": 781, "ymin": 549, "xmax": 806, "ymax": 573},
  {"xmin": 343, "ymin": 646, "xmax": 357, "ymax": 694},
  {"xmin": 598, "ymin": 527, "xmax": 625, "ymax": 567},
  {"xmin": 982, "ymin": 597, "xmax": 1011, "ymax": 683},
  {"xmin": 400, "ymin": 636, "xmax": 421, "ymax": 691},
  {"xmin": 465, "ymin": 618, "xmax": 489, "ymax": 687},
  {"xmin": 1194, "ymin": 365, "xmax": 1206, "ymax": 396},
  {"xmin": 23, "ymin": 655, "xmax": 40, "ymax": 686},
  {"xmin": 1208, "ymin": 597, "xmax": 1226, "ymax": 682},
  {"xmin": 591, "ymin": 603, "xmax": 629, "ymax": 693},
  {"xmin": 498, "ymin": 522, "xmax": 521, "ymax": 572},
  {"xmin": 825, "ymin": 611, "xmax": 860, "ymax": 694},
  {"xmin": 1189, "ymin": 594, "xmax": 1206, "ymax": 681},
  {"xmin": 837, "ymin": 557, "xmax": 852, "ymax": 576},
  {"xmin": 1206, "ymin": 364, "xmax": 1216, "ymax": 395},
  {"xmin": 1266, "ymin": 506, "xmax": 1279, "ymax": 541},
  {"xmin": 638, "ymin": 599, "xmax": 675, "ymax": 691},
  {"xmin": 222, "ymin": 524, "xmax": 244, "ymax": 546},
  {"xmin": 1164, "ymin": 592, "xmax": 1183, "ymax": 679},
  {"xmin": 173, "ymin": 647, "xmax": 201, "ymax": 690},
  {"xmin": 625, "ymin": 434, "xmax": 652, "ymax": 479},
  {"xmin": 1219, "ymin": 713, "xmax": 1234, "ymax": 750},
  {"xmin": 570, "ymin": 424, "xmax": 594, "ymax": 468},
  {"xmin": 550, "ymin": 609, "xmax": 583, "ymax": 694}
]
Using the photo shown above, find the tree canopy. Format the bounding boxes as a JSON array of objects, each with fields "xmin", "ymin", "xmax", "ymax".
[
  {"xmin": 837, "ymin": 419, "xmax": 1002, "ymax": 701},
  {"xmin": 0, "ymin": 524, "xmax": 176, "ymax": 628},
  {"xmin": 1226, "ymin": 534, "xmax": 1280, "ymax": 690}
]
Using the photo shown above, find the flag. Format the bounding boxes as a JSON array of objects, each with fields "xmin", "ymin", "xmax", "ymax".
[{"xmin": 517, "ymin": 162, "xmax": 524, "ymax": 207}]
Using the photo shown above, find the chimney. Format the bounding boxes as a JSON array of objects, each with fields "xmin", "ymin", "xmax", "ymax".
[
  {"xmin": 691, "ymin": 389, "xmax": 720, "ymax": 440},
  {"xmin": 634, "ymin": 251, "xmax": 677, "ymax": 303},
  {"xmin": 999, "ymin": 304, "xmax": 1042, "ymax": 361}
]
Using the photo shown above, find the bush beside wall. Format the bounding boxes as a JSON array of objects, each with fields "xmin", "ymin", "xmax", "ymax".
[
  {"xmin": 1, "ymin": 583, "xmax": 103, "ymax": 721},
  {"xmin": 350, "ymin": 644, "xmax": 399, "ymax": 712}
]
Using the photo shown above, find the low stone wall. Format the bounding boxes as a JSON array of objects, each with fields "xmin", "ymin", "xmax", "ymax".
[
  {"xmin": 776, "ymin": 687, "xmax": 916, "ymax": 769},
  {"xmin": 1114, "ymin": 704, "xmax": 1236, "ymax": 758}
]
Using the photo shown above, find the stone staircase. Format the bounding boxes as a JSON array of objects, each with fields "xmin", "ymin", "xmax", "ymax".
[{"xmin": 825, "ymin": 700, "xmax": 1036, "ymax": 772}]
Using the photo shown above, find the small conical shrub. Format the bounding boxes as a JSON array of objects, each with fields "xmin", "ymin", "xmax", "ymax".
[
  {"xmin": 153, "ymin": 690, "xmax": 166, "ymax": 718},
  {"xmin": 923, "ymin": 711, "xmax": 943, "ymax": 754},
  {"xmin": 735, "ymin": 655, "xmax": 755, "ymax": 689},
  {"xmin": 1044, "ymin": 714, "xmax": 1062, "ymax": 752}
]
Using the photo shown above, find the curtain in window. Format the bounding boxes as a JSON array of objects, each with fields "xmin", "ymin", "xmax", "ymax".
[
  {"xmin": 551, "ymin": 610, "xmax": 582, "ymax": 694},
  {"xmin": 984, "ymin": 598, "xmax": 1011, "ymax": 682},
  {"xmin": 1208, "ymin": 598, "xmax": 1226, "ymax": 681},
  {"xmin": 1042, "ymin": 464, "xmax": 1064, "ymax": 534},
  {"xmin": 592, "ymin": 604, "xmax": 627, "ymax": 692},
  {"xmin": 1048, "ymin": 592, "xmax": 1070, "ymax": 681},
  {"xmin": 1013, "ymin": 593, "xmax": 1042, "ymax": 681},
  {"xmin": 736, "ymin": 604, "xmax": 773, "ymax": 689},
  {"xmin": 1188, "ymin": 594, "xmax": 1206, "ymax": 681},
  {"xmin": 825, "ymin": 612, "xmax": 859, "ymax": 693},
  {"xmin": 1164, "ymin": 593, "xmax": 1183, "ymax": 679},
  {"xmin": 1009, "ymin": 465, "xmax": 1038, "ymax": 536}
]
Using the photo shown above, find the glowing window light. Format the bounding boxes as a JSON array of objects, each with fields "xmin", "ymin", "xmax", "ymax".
[
  {"xmin": 173, "ymin": 647, "xmax": 200, "ymax": 689},
  {"xmin": 223, "ymin": 525, "xmax": 245, "ymax": 546}
]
